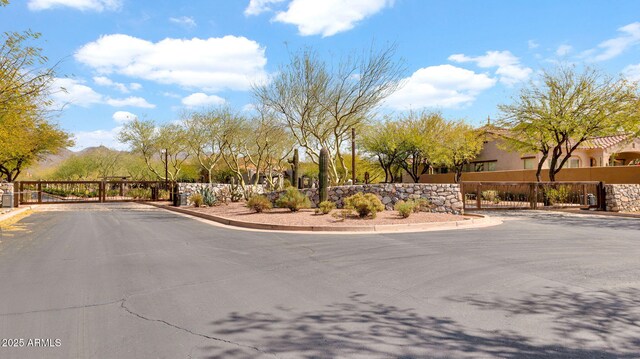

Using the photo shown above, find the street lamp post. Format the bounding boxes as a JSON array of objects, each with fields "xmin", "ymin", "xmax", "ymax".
[{"xmin": 161, "ymin": 149, "xmax": 168, "ymax": 195}]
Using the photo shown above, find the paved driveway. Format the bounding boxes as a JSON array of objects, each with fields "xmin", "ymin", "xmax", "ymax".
[{"xmin": 0, "ymin": 204, "xmax": 639, "ymax": 358}]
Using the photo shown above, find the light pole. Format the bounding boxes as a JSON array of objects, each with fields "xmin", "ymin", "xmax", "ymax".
[{"xmin": 161, "ymin": 149, "xmax": 168, "ymax": 194}]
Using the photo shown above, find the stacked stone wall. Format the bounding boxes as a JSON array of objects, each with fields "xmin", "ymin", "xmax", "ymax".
[
  {"xmin": 265, "ymin": 183, "xmax": 463, "ymax": 214},
  {"xmin": 178, "ymin": 183, "xmax": 265, "ymax": 204},
  {"xmin": 605, "ymin": 184, "xmax": 640, "ymax": 212}
]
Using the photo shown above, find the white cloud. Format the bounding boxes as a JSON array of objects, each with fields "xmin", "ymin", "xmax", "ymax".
[
  {"xmin": 273, "ymin": 0, "xmax": 394, "ymax": 37},
  {"xmin": 169, "ymin": 16, "xmax": 197, "ymax": 28},
  {"xmin": 105, "ymin": 97, "xmax": 155, "ymax": 108},
  {"xmin": 51, "ymin": 77, "xmax": 103, "ymax": 107},
  {"xmin": 624, "ymin": 64, "xmax": 640, "ymax": 82},
  {"xmin": 556, "ymin": 44, "xmax": 572, "ymax": 56},
  {"xmin": 50, "ymin": 78, "xmax": 154, "ymax": 109},
  {"xmin": 528, "ymin": 40, "xmax": 539, "ymax": 49},
  {"xmin": 71, "ymin": 127, "xmax": 127, "ymax": 151},
  {"xmin": 75, "ymin": 34, "xmax": 268, "ymax": 92},
  {"xmin": 112, "ymin": 111, "xmax": 138, "ymax": 123},
  {"xmin": 384, "ymin": 64, "xmax": 496, "ymax": 110},
  {"xmin": 585, "ymin": 22, "xmax": 640, "ymax": 62},
  {"xmin": 181, "ymin": 93, "xmax": 226, "ymax": 107},
  {"xmin": 93, "ymin": 76, "xmax": 141, "ymax": 93},
  {"xmin": 449, "ymin": 50, "xmax": 532, "ymax": 85},
  {"xmin": 28, "ymin": 0, "xmax": 121, "ymax": 11},
  {"xmin": 245, "ymin": 0, "xmax": 286, "ymax": 16}
]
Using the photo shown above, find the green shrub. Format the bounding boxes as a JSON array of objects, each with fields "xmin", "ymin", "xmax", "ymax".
[
  {"xmin": 331, "ymin": 208, "xmax": 353, "ymax": 221},
  {"xmin": 344, "ymin": 192, "xmax": 384, "ymax": 219},
  {"xmin": 191, "ymin": 193, "xmax": 204, "ymax": 207},
  {"xmin": 276, "ymin": 187, "xmax": 311, "ymax": 212},
  {"xmin": 246, "ymin": 195, "xmax": 272, "ymax": 213},
  {"xmin": 545, "ymin": 185, "xmax": 571, "ymax": 205},
  {"xmin": 128, "ymin": 188, "xmax": 151, "ymax": 199},
  {"xmin": 412, "ymin": 198, "xmax": 434, "ymax": 212},
  {"xmin": 394, "ymin": 200, "xmax": 415, "ymax": 218},
  {"xmin": 481, "ymin": 190, "xmax": 500, "ymax": 202},
  {"xmin": 315, "ymin": 200, "xmax": 336, "ymax": 215}
]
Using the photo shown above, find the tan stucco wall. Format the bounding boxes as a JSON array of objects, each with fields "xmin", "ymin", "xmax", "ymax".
[{"xmin": 419, "ymin": 166, "xmax": 640, "ymax": 184}]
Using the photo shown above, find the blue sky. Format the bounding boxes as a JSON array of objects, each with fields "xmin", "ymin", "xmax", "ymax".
[{"xmin": 2, "ymin": 0, "xmax": 640, "ymax": 150}]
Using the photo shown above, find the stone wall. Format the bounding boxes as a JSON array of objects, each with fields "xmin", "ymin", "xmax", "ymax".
[
  {"xmin": 266, "ymin": 183, "xmax": 463, "ymax": 214},
  {"xmin": 178, "ymin": 183, "xmax": 265, "ymax": 204},
  {"xmin": 605, "ymin": 184, "xmax": 640, "ymax": 212}
]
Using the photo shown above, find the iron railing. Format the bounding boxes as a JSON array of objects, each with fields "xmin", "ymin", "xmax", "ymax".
[
  {"xmin": 17, "ymin": 181, "xmax": 171, "ymax": 205},
  {"xmin": 461, "ymin": 181, "xmax": 605, "ymax": 211}
]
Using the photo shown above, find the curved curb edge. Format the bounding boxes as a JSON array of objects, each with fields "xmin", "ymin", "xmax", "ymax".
[{"xmin": 147, "ymin": 203, "xmax": 502, "ymax": 233}]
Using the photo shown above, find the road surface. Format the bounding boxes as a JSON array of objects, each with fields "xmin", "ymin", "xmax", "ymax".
[{"xmin": 1, "ymin": 203, "xmax": 639, "ymax": 358}]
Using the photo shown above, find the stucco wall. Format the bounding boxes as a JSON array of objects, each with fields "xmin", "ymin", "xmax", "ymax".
[
  {"xmin": 420, "ymin": 166, "xmax": 640, "ymax": 184},
  {"xmin": 266, "ymin": 183, "xmax": 463, "ymax": 214},
  {"xmin": 605, "ymin": 184, "xmax": 640, "ymax": 212}
]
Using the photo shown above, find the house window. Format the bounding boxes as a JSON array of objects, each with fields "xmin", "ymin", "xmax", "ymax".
[
  {"xmin": 568, "ymin": 158, "xmax": 580, "ymax": 168},
  {"xmin": 472, "ymin": 161, "xmax": 496, "ymax": 172},
  {"xmin": 523, "ymin": 157, "xmax": 536, "ymax": 170}
]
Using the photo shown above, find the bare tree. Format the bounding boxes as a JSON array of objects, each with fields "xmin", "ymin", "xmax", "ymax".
[{"xmin": 254, "ymin": 44, "xmax": 404, "ymax": 184}]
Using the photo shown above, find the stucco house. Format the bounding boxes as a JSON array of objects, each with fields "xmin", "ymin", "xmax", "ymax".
[{"xmin": 461, "ymin": 127, "xmax": 640, "ymax": 174}]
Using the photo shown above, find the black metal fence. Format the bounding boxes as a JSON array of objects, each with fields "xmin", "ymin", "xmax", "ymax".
[
  {"xmin": 461, "ymin": 181, "xmax": 605, "ymax": 211},
  {"xmin": 17, "ymin": 181, "xmax": 171, "ymax": 205}
]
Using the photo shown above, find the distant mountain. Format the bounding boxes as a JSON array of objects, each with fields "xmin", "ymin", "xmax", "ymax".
[{"xmin": 22, "ymin": 146, "xmax": 128, "ymax": 179}]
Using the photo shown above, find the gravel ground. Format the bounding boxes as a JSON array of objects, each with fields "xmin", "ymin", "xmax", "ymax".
[{"xmin": 185, "ymin": 201, "xmax": 467, "ymax": 226}]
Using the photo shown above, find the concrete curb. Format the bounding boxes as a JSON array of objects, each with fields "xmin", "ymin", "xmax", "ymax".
[
  {"xmin": 0, "ymin": 206, "xmax": 32, "ymax": 224},
  {"xmin": 147, "ymin": 203, "xmax": 502, "ymax": 233}
]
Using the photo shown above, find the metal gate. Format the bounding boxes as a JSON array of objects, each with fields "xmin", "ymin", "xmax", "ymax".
[
  {"xmin": 17, "ymin": 181, "xmax": 172, "ymax": 205},
  {"xmin": 460, "ymin": 181, "xmax": 605, "ymax": 211}
]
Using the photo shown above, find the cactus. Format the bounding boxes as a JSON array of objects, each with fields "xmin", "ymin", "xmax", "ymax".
[
  {"xmin": 290, "ymin": 148, "xmax": 299, "ymax": 189},
  {"xmin": 319, "ymin": 147, "xmax": 329, "ymax": 203}
]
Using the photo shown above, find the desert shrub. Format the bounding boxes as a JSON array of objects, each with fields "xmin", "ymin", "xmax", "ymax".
[
  {"xmin": 191, "ymin": 193, "xmax": 204, "ymax": 207},
  {"xmin": 394, "ymin": 200, "xmax": 415, "ymax": 218},
  {"xmin": 128, "ymin": 188, "xmax": 151, "ymax": 199},
  {"xmin": 331, "ymin": 208, "xmax": 353, "ymax": 221},
  {"xmin": 315, "ymin": 200, "xmax": 336, "ymax": 215},
  {"xmin": 199, "ymin": 187, "xmax": 217, "ymax": 206},
  {"xmin": 545, "ymin": 185, "xmax": 571, "ymax": 205},
  {"xmin": 344, "ymin": 192, "xmax": 384, "ymax": 219},
  {"xmin": 412, "ymin": 198, "xmax": 434, "ymax": 212},
  {"xmin": 158, "ymin": 189, "xmax": 170, "ymax": 200},
  {"xmin": 276, "ymin": 187, "xmax": 311, "ymax": 212},
  {"xmin": 481, "ymin": 190, "xmax": 500, "ymax": 203},
  {"xmin": 246, "ymin": 195, "xmax": 272, "ymax": 213}
]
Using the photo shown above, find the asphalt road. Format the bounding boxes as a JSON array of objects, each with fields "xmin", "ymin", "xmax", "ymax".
[{"xmin": 1, "ymin": 204, "xmax": 639, "ymax": 358}]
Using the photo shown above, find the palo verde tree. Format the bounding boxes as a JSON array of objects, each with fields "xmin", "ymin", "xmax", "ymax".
[
  {"xmin": 396, "ymin": 111, "xmax": 450, "ymax": 183},
  {"xmin": 253, "ymin": 44, "xmax": 404, "ymax": 185},
  {"xmin": 183, "ymin": 108, "xmax": 223, "ymax": 183},
  {"xmin": 499, "ymin": 65, "xmax": 640, "ymax": 182},
  {"xmin": 118, "ymin": 118, "xmax": 190, "ymax": 182},
  {"xmin": 0, "ymin": 3, "xmax": 72, "ymax": 181},
  {"xmin": 360, "ymin": 118, "xmax": 403, "ymax": 183},
  {"xmin": 442, "ymin": 121, "xmax": 484, "ymax": 183}
]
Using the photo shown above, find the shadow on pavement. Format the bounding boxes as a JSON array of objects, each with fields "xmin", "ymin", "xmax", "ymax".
[{"xmin": 199, "ymin": 292, "xmax": 639, "ymax": 358}]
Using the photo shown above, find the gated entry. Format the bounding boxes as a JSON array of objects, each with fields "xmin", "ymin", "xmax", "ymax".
[
  {"xmin": 17, "ymin": 181, "xmax": 171, "ymax": 205},
  {"xmin": 460, "ymin": 181, "xmax": 605, "ymax": 211}
]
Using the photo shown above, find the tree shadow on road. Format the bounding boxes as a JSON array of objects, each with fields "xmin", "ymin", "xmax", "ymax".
[{"xmin": 199, "ymin": 291, "xmax": 639, "ymax": 358}]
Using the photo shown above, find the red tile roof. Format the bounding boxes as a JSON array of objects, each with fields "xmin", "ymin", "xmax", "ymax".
[{"xmin": 576, "ymin": 134, "xmax": 630, "ymax": 149}]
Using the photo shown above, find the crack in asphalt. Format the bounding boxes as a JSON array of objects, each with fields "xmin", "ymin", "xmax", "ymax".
[
  {"xmin": 0, "ymin": 299, "xmax": 123, "ymax": 317},
  {"xmin": 119, "ymin": 299, "xmax": 279, "ymax": 358}
]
